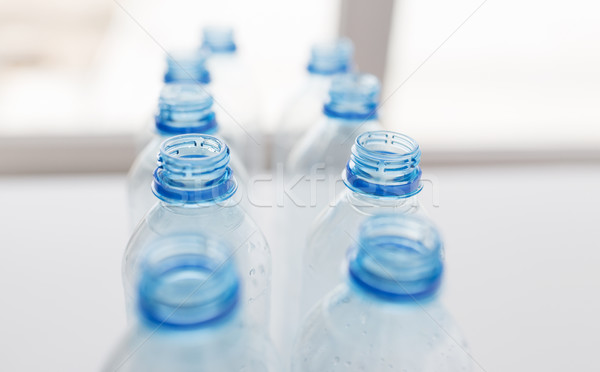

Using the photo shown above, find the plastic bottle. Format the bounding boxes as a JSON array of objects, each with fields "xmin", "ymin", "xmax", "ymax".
[
  {"xmin": 134, "ymin": 50, "xmax": 211, "ymax": 153},
  {"xmin": 299, "ymin": 130, "xmax": 427, "ymax": 325},
  {"xmin": 273, "ymin": 39, "xmax": 354, "ymax": 167},
  {"xmin": 286, "ymin": 72, "xmax": 382, "ymax": 177},
  {"xmin": 164, "ymin": 50, "xmax": 211, "ymax": 84},
  {"xmin": 272, "ymin": 77, "xmax": 384, "ymax": 358},
  {"xmin": 105, "ymin": 233, "xmax": 279, "ymax": 371},
  {"xmin": 201, "ymin": 26, "xmax": 262, "ymax": 172},
  {"xmin": 292, "ymin": 214, "xmax": 472, "ymax": 372},
  {"xmin": 127, "ymin": 83, "xmax": 247, "ymax": 229},
  {"xmin": 123, "ymin": 134, "xmax": 271, "ymax": 333}
]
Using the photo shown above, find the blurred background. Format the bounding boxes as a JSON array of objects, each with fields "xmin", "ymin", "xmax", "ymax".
[{"xmin": 0, "ymin": 0, "xmax": 599, "ymax": 371}]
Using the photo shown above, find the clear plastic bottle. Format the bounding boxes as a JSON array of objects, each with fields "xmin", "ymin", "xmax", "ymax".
[
  {"xmin": 106, "ymin": 233, "xmax": 279, "ymax": 371},
  {"xmin": 201, "ymin": 26, "xmax": 262, "ymax": 172},
  {"xmin": 272, "ymin": 77, "xmax": 384, "ymax": 359},
  {"xmin": 292, "ymin": 214, "xmax": 472, "ymax": 372},
  {"xmin": 164, "ymin": 50, "xmax": 211, "ymax": 84},
  {"xmin": 272, "ymin": 39, "xmax": 354, "ymax": 167},
  {"xmin": 299, "ymin": 130, "xmax": 427, "ymax": 324},
  {"xmin": 134, "ymin": 50, "xmax": 212, "ymax": 152},
  {"xmin": 123, "ymin": 134, "xmax": 271, "ymax": 333},
  {"xmin": 286, "ymin": 72, "xmax": 382, "ymax": 176},
  {"xmin": 127, "ymin": 83, "xmax": 247, "ymax": 229}
]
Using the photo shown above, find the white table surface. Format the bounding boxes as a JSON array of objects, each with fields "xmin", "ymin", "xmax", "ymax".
[{"xmin": 1, "ymin": 163, "xmax": 599, "ymax": 371}]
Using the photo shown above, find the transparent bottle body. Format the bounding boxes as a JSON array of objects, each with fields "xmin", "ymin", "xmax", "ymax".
[
  {"xmin": 298, "ymin": 189, "xmax": 427, "ymax": 330},
  {"xmin": 127, "ymin": 133, "xmax": 249, "ymax": 230},
  {"xmin": 272, "ymin": 117, "xmax": 382, "ymax": 358},
  {"xmin": 292, "ymin": 285, "xmax": 472, "ymax": 372},
  {"xmin": 207, "ymin": 53, "xmax": 263, "ymax": 172},
  {"xmin": 286, "ymin": 117, "xmax": 382, "ymax": 176},
  {"xmin": 104, "ymin": 316, "xmax": 280, "ymax": 372},
  {"xmin": 273, "ymin": 74, "xmax": 334, "ymax": 167},
  {"xmin": 122, "ymin": 199, "xmax": 271, "ymax": 332}
]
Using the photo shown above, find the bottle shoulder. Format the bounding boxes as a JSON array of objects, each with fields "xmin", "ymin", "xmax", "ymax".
[
  {"xmin": 124, "ymin": 202, "xmax": 270, "ymax": 288},
  {"xmin": 287, "ymin": 118, "xmax": 383, "ymax": 174},
  {"xmin": 294, "ymin": 286, "xmax": 471, "ymax": 371},
  {"xmin": 105, "ymin": 319, "xmax": 278, "ymax": 371},
  {"xmin": 308, "ymin": 191, "xmax": 425, "ymax": 248}
]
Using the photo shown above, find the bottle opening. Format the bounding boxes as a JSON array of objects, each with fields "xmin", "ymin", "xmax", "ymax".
[
  {"xmin": 153, "ymin": 134, "xmax": 237, "ymax": 204},
  {"xmin": 137, "ymin": 235, "xmax": 239, "ymax": 328},
  {"xmin": 202, "ymin": 26, "xmax": 237, "ymax": 53},
  {"xmin": 162, "ymin": 136, "xmax": 225, "ymax": 161},
  {"xmin": 164, "ymin": 50, "xmax": 211, "ymax": 84},
  {"xmin": 356, "ymin": 131, "xmax": 420, "ymax": 160},
  {"xmin": 323, "ymin": 73, "xmax": 380, "ymax": 120},
  {"xmin": 156, "ymin": 84, "xmax": 217, "ymax": 135},
  {"xmin": 307, "ymin": 38, "xmax": 354, "ymax": 75},
  {"xmin": 349, "ymin": 214, "xmax": 443, "ymax": 302},
  {"xmin": 343, "ymin": 130, "xmax": 422, "ymax": 198}
]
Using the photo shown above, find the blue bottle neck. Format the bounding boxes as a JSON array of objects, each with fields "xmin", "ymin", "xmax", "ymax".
[
  {"xmin": 155, "ymin": 84, "xmax": 218, "ymax": 136},
  {"xmin": 164, "ymin": 51, "xmax": 211, "ymax": 84},
  {"xmin": 343, "ymin": 131, "xmax": 423, "ymax": 198},
  {"xmin": 348, "ymin": 214, "xmax": 444, "ymax": 303},
  {"xmin": 323, "ymin": 73, "xmax": 380, "ymax": 120},
  {"xmin": 137, "ymin": 235, "xmax": 240, "ymax": 329},
  {"xmin": 152, "ymin": 135, "xmax": 237, "ymax": 205},
  {"xmin": 307, "ymin": 38, "xmax": 354, "ymax": 75},
  {"xmin": 202, "ymin": 26, "xmax": 237, "ymax": 54}
]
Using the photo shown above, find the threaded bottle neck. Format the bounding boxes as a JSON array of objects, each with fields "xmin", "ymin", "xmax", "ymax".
[
  {"xmin": 343, "ymin": 131, "xmax": 422, "ymax": 198},
  {"xmin": 349, "ymin": 214, "xmax": 443, "ymax": 302},
  {"xmin": 201, "ymin": 26, "xmax": 237, "ymax": 54},
  {"xmin": 323, "ymin": 73, "xmax": 380, "ymax": 120},
  {"xmin": 307, "ymin": 38, "xmax": 354, "ymax": 75},
  {"xmin": 152, "ymin": 134, "xmax": 237, "ymax": 204},
  {"xmin": 164, "ymin": 51, "xmax": 211, "ymax": 84},
  {"xmin": 155, "ymin": 84, "xmax": 217, "ymax": 135},
  {"xmin": 137, "ymin": 234, "xmax": 239, "ymax": 329}
]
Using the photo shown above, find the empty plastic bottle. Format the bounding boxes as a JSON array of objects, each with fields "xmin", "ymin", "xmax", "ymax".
[
  {"xmin": 201, "ymin": 26, "xmax": 262, "ymax": 172},
  {"xmin": 272, "ymin": 78, "xmax": 383, "ymax": 358},
  {"xmin": 127, "ymin": 83, "xmax": 247, "ymax": 229},
  {"xmin": 164, "ymin": 50, "xmax": 211, "ymax": 84},
  {"xmin": 123, "ymin": 134, "xmax": 271, "ymax": 332},
  {"xmin": 105, "ymin": 233, "xmax": 279, "ymax": 371},
  {"xmin": 299, "ymin": 130, "xmax": 426, "ymax": 324},
  {"xmin": 292, "ymin": 214, "xmax": 472, "ymax": 372},
  {"xmin": 286, "ymin": 72, "xmax": 382, "ymax": 176},
  {"xmin": 273, "ymin": 39, "xmax": 354, "ymax": 167},
  {"xmin": 134, "ymin": 51, "xmax": 211, "ymax": 152}
]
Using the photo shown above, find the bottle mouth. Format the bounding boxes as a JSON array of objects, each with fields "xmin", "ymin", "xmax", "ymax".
[
  {"xmin": 160, "ymin": 135, "xmax": 227, "ymax": 165},
  {"xmin": 137, "ymin": 234, "xmax": 240, "ymax": 329},
  {"xmin": 355, "ymin": 131, "xmax": 420, "ymax": 161},
  {"xmin": 164, "ymin": 50, "xmax": 211, "ymax": 84},
  {"xmin": 155, "ymin": 83, "xmax": 218, "ymax": 135},
  {"xmin": 307, "ymin": 38, "xmax": 354, "ymax": 75},
  {"xmin": 343, "ymin": 131, "xmax": 422, "ymax": 198},
  {"xmin": 323, "ymin": 73, "xmax": 380, "ymax": 120},
  {"xmin": 348, "ymin": 214, "xmax": 443, "ymax": 301},
  {"xmin": 202, "ymin": 26, "xmax": 237, "ymax": 53},
  {"xmin": 152, "ymin": 134, "xmax": 237, "ymax": 204}
]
